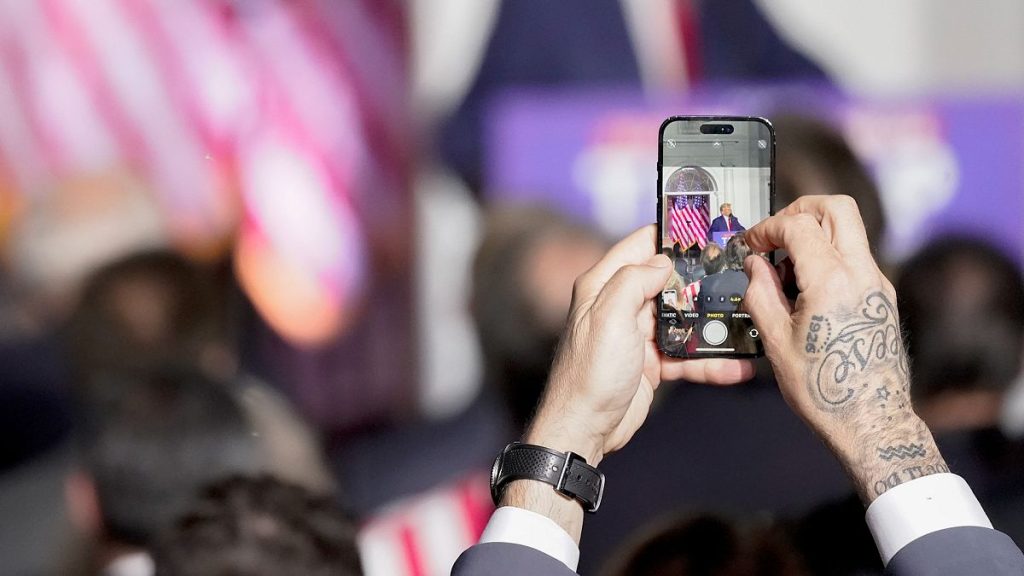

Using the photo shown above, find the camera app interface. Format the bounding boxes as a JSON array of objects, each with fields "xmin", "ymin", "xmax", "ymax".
[{"xmin": 659, "ymin": 119, "xmax": 772, "ymax": 357}]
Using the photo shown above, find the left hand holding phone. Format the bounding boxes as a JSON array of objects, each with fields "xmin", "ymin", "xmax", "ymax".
[
  {"xmin": 502, "ymin": 224, "xmax": 755, "ymax": 543},
  {"xmin": 528, "ymin": 224, "xmax": 756, "ymax": 466}
]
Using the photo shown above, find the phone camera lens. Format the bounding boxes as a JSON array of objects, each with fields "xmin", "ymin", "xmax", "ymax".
[{"xmin": 699, "ymin": 123, "xmax": 734, "ymax": 135}]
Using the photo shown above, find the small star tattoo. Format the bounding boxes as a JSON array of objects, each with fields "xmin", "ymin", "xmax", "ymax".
[{"xmin": 876, "ymin": 386, "xmax": 891, "ymax": 401}]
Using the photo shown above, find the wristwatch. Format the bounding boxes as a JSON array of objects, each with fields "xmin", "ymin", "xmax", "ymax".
[{"xmin": 490, "ymin": 442, "xmax": 605, "ymax": 513}]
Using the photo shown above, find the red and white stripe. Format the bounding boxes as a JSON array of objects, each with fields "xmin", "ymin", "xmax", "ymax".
[
  {"xmin": 0, "ymin": 0, "xmax": 418, "ymax": 430},
  {"xmin": 359, "ymin": 472, "xmax": 494, "ymax": 576},
  {"xmin": 682, "ymin": 280, "xmax": 701, "ymax": 311},
  {"xmin": 668, "ymin": 194, "xmax": 710, "ymax": 250},
  {"xmin": 0, "ymin": 0, "xmax": 380, "ymax": 297}
]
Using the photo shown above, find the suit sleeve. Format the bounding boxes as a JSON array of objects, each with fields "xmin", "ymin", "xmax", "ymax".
[
  {"xmin": 707, "ymin": 217, "xmax": 719, "ymax": 239},
  {"xmin": 883, "ymin": 526, "xmax": 1024, "ymax": 575},
  {"xmin": 451, "ymin": 542, "xmax": 578, "ymax": 576}
]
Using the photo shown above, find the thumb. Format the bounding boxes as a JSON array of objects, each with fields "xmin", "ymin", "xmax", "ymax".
[
  {"xmin": 593, "ymin": 254, "xmax": 673, "ymax": 319},
  {"xmin": 743, "ymin": 255, "xmax": 793, "ymax": 347}
]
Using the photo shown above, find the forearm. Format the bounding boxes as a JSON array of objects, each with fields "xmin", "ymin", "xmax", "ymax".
[{"xmin": 499, "ymin": 478, "xmax": 585, "ymax": 545}]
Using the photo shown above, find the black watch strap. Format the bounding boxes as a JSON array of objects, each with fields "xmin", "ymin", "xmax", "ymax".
[{"xmin": 490, "ymin": 442, "xmax": 605, "ymax": 513}]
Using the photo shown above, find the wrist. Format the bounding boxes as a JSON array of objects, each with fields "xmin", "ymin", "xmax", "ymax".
[
  {"xmin": 524, "ymin": 418, "xmax": 604, "ymax": 467},
  {"xmin": 830, "ymin": 413, "xmax": 949, "ymax": 505},
  {"xmin": 493, "ymin": 440, "xmax": 605, "ymax": 545},
  {"xmin": 500, "ymin": 477, "xmax": 586, "ymax": 544}
]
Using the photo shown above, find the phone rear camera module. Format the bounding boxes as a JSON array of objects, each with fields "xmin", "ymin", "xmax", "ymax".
[{"xmin": 700, "ymin": 124, "xmax": 734, "ymax": 135}]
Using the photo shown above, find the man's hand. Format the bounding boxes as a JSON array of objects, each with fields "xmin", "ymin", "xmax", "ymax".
[
  {"xmin": 502, "ymin": 225, "xmax": 754, "ymax": 543},
  {"xmin": 527, "ymin": 224, "xmax": 754, "ymax": 465},
  {"xmin": 743, "ymin": 195, "xmax": 948, "ymax": 504}
]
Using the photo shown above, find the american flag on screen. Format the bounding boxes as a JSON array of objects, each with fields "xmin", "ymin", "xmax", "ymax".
[
  {"xmin": 682, "ymin": 280, "xmax": 701, "ymax": 311},
  {"xmin": 669, "ymin": 194, "xmax": 710, "ymax": 250}
]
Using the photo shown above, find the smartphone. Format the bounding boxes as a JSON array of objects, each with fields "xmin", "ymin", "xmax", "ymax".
[{"xmin": 656, "ymin": 116, "xmax": 775, "ymax": 359}]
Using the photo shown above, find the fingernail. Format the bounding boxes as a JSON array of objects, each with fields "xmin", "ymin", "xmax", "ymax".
[{"xmin": 648, "ymin": 254, "xmax": 671, "ymax": 268}]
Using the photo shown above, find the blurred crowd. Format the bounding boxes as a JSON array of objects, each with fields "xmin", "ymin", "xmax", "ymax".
[{"xmin": 2, "ymin": 1, "xmax": 1023, "ymax": 575}]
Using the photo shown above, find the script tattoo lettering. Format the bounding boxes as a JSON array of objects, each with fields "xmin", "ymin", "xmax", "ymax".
[
  {"xmin": 814, "ymin": 292, "xmax": 906, "ymax": 407},
  {"xmin": 877, "ymin": 443, "xmax": 926, "ymax": 461},
  {"xmin": 873, "ymin": 473, "xmax": 901, "ymax": 496},
  {"xmin": 872, "ymin": 462, "xmax": 950, "ymax": 496}
]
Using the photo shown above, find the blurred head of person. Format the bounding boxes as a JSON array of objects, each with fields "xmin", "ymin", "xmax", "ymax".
[
  {"xmin": 720, "ymin": 203, "xmax": 733, "ymax": 217},
  {"xmin": 66, "ymin": 250, "xmax": 234, "ymax": 382},
  {"xmin": 604, "ymin": 514, "xmax": 806, "ymax": 576},
  {"xmin": 152, "ymin": 475, "xmax": 361, "ymax": 576},
  {"xmin": 68, "ymin": 248, "xmax": 335, "ymax": 495},
  {"xmin": 701, "ymin": 243, "xmax": 725, "ymax": 276},
  {"xmin": 67, "ymin": 366, "xmax": 262, "ymax": 570},
  {"xmin": 723, "ymin": 233, "xmax": 751, "ymax": 272},
  {"xmin": 772, "ymin": 115, "xmax": 886, "ymax": 256},
  {"xmin": 897, "ymin": 236, "xmax": 1024, "ymax": 431},
  {"xmin": 471, "ymin": 206, "xmax": 607, "ymax": 429}
]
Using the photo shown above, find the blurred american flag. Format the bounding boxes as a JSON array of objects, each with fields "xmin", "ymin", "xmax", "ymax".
[
  {"xmin": 0, "ymin": 0, "xmax": 411, "ymax": 294},
  {"xmin": 359, "ymin": 472, "xmax": 493, "ymax": 576},
  {"xmin": 0, "ymin": 0, "xmax": 415, "ymax": 429}
]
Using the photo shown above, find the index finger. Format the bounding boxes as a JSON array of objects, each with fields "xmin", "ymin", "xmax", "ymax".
[
  {"xmin": 744, "ymin": 213, "xmax": 843, "ymax": 292},
  {"xmin": 574, "ymin": 224, "xmax": 660, "ymax": 302},
  {"xmin": 777, "ymin": 195, "xmax": 873, "ymax": 264}
]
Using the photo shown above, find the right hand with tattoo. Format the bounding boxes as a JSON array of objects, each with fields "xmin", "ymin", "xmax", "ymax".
[{"xmin": 742, "ymin": 195, "xmax": 948, "ymax": 504}]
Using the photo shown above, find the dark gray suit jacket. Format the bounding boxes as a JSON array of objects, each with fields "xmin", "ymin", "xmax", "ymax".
[
  {"xmin": 452, "ymin": 543, "xmax": 575, "ymax": 575},
  {"xmin": 452, "ymin": 527, "xmax": 1024, "ymax": 575},
  {"xmin": 883, "ymin": 527, "xmax": 1024, "ymax": 575},
  {"xmin": 697, "ymin": 269, "xmax": 749, "ymax": 313}
]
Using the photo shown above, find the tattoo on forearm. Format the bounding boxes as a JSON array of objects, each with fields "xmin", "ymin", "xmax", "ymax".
[
  {"xmin": 806, "ymin": 292, "xmax": 908, "ymax": 409},
  {"xmin": 800, "ymin": 290, "xmax": 948, "ymax": 501},
  {"xmin": 877, "ymin": 443, "xmax": 926, "ymax": 461},
  {"xmin": 873, "ymin": 462, "xmax": 950, "ymax": 496}
]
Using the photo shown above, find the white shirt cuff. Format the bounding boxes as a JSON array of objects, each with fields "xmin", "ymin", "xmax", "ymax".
[
  {"xmin": 479, "ymin": 506, "xmax": 580, "ymax": 572},
  {"xmin": 865, "ymin": 473, "xmax": 992, "ymax": 564}
]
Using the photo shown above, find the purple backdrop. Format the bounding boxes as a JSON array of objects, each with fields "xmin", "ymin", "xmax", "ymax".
[{"xmin": 483, "ymin": 85, "xmax": 1024, "ymax": 264}]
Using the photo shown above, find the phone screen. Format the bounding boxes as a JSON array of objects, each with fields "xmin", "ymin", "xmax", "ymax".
[{"xmin": 657, "ymin": 117, "xmax": 774, "ymax": 358}]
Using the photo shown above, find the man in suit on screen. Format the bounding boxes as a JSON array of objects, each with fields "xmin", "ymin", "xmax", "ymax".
[{"xmin": 707, "ymin": 202, "xmax": 746, "ymax": 242}]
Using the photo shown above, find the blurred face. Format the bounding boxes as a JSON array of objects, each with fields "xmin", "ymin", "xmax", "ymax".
[
  {"xmin": 721, "ymin": 204, "xmax": 732, "ymax": 217},
  {"xmin": 523, "ymin": 234, "xmax": 606, "ymax": 333}
]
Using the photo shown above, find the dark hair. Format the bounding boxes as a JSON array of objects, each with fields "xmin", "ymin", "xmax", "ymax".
[
  {"xmin": 153, "ymin": 475, "xmax": 362, "ymax": 576},
  {"xmin": 772, "ymin": 115, "xmax": 887, "ymax": 256},
  {"xmin": 897, "ymin": 236, "xmax": 1024, "ymax": 401},
  {"xmin": 75, "ymin": 367, "xmax": 261, "ymax": 546},
  {"xmin": 66, "ymin": 250, "xmax": 228, "ymax": 380},
  {"xmin": 604, "ymin": 514, "xmax": 806, "ymax": 576},
  {"xmin": 723, "ymin": 234, "xmax": 751, "ymax": 271}
]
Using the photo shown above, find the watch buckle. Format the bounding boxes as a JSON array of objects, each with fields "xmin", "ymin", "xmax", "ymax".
[{"xmin": 555, "ymin": 451, "xmax": 604, "ymax": 514}]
